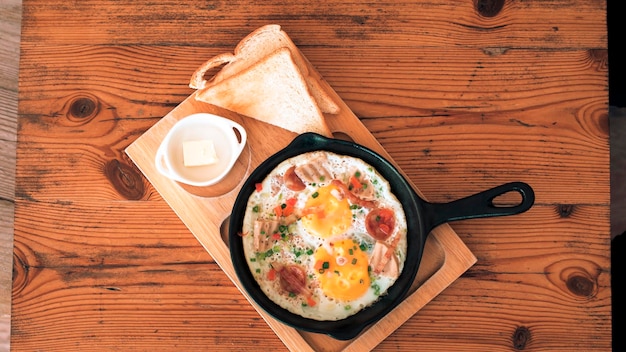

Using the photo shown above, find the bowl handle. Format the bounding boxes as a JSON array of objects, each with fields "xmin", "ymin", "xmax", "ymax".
[
  {"xmin": 154, "ymin": 140, "xmax": 176, "ymax": 180},
  {"xmin": 226, "ymin": 119, "xmax": 247, "ymax": 156}
]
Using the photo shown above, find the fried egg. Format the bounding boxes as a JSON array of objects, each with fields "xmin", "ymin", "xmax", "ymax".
[
  {"xmin": 301, "ymin": 183, "xmax": 352, "ymax": 239},
  {"xmin": 241, "ymin": 151, "xmax": 407, "ymax": 321}
]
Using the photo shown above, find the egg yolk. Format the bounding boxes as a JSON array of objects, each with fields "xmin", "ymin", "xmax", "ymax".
[
  {"xmin": 301, "ymin": 184, "xmax": 352, "ymax": 239},
  {"xmin": 314, "ymin": 239, "xmax": 370, "ymax": 301}
]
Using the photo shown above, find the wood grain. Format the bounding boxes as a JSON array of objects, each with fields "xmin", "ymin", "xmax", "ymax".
[
  {"xmin": 0, "ymin": 0, "xmax": 21, "ymax": 350},
  {"xmin": 18, "ymin": 1, "xmax": 606, "ymax": 48},
  {"xmin": 17, "ymin": 46, "xmax": 608, "ymax": 203},
  {"xmin": 14, "ymin": 0, "xmax": 610, "ymax": 351}
]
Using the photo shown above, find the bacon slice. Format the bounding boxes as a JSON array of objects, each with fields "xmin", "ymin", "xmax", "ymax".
[
  {"xmin": 284, "ymin": 166, "xmax": 306, "ymax": 191},
  {"xmin": 271, "ymin": 263, "xmax": 316, "ymax": 306},
  {"xmin": 370, "ymin": 236, "xmax": 401, "ymax": 277},
  {"xmin": 294, "ymin": 153, "xmax": 332, "ymax": 184},
  {"xmin": 278, "ymin": 264, "xmax": 308, "ymax": 294},
  {"xmin": 253, "ymin": 219, "xmax": 279, "ymax": 252},
  {"xmin": 330, "ymin": 179, "xmax": 376, "ymax": 208}
]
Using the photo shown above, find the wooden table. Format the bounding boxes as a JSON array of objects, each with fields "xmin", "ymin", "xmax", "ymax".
[{"xmin": 14, "ymin": 1, "xmax": 611, "ymax": 351}]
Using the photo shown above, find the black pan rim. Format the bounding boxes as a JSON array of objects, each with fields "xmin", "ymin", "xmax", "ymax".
[{"xmin": 228, "ymin": 133, "xmax": 426, "ymax": 340}]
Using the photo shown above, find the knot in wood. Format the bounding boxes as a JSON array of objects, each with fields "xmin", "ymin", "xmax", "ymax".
[
  {"xmin": 70, "ymin": 97, "xmax": 98, "ymax": 119},
  {"xmin": 474, "ymin": 0, "xmax": 504, "ymax": 17},
  {"xmin": 588, "ymin": 49, "xmax": 608, "ymax": 69},
  {"xmin": 512, "ymin": 326, "xmax": 531, "ymax": 350},
  {"xmin": 557, "ymin": 204, "xmax": 574, "ymax": 218},
  {"xmin": 566, "ymin": 274, "xmax": 595, "ymax": 297},
  {"xmin": 105, "ymin": 159, "xmax": 145, "ymax": 200},
  {"xmin": 12, "ymin": 247, "xmax": 32, "ymax": 295}
]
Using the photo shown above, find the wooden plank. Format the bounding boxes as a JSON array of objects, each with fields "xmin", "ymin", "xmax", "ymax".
[
  {"xmin": 0, "ymin": 0, "xmax": 21, "ymax": 349},
  {"xmin": 11, "ymin": 200, "xmax": 609, "ymax": 351},
  {"xmin": 12, "ymin": 203, "xmax": 283, "ymax": 350},
  {"xmin": 17, "ymin": 45, "xmax": 607, "ymax": 118},
  {"xmin": 19, "ymin": 0, "xmax": 606, "ymax": 48},
  {"xmin": 16, "ymin": 45, "xmax": 608, "ymax": 204}
]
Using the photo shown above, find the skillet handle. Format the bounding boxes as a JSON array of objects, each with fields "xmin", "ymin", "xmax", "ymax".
[{"xmin": 422, "ymin": 182, "xmax": 535, "ymax": 233}]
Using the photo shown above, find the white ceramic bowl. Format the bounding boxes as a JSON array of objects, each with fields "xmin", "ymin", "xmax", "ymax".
[{"xmin": 155, "ymin": 113, "xmax": 247, "ymax": 187}]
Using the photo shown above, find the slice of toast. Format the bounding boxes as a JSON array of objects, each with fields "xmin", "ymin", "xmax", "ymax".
[
  {"xmin": 194, "ymin": 47, "xmax": 333, "ymax": 137},
  {"xmin": 190, "ymin": 24, "xmax": 339, "ymax": 115}
]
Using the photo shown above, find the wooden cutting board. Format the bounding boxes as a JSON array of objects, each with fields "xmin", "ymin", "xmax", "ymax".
[{"xmin": 125, "ymin": 52, "xmax": 477, "ymax": 352}]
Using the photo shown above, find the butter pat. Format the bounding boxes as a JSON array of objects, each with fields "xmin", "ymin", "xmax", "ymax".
[{"xmin": 182, "ymin": 139, "xmax": 219, "ymax": 167}]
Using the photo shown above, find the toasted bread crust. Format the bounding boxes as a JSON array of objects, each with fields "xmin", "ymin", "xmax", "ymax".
[
  {"xmin": 194, "ymin": 48, "xmax": 333, "ymax": 137},
  {"xmin": 189, "ymin": 53, "xmax": 236, "ymax": 90},
  {"xmin": 190, "ymin": 25, "xmax": 339, "ymax": 115}
]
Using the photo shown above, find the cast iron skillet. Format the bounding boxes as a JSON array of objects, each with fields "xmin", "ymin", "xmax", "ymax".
[{"xmin": 229, "ymin": 133, "xmax": 534, "ymax": 340}]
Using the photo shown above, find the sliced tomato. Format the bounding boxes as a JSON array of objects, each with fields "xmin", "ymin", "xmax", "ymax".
[
  {"xmin": 284, "ymin": 166, "xmax": 306, "ymax": 191},
  {"xmin": 365, "ymin": 208, "xmax": 396, "ymax": 241}
]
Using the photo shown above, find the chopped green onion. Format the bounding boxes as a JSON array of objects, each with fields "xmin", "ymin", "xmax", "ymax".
[
  {"xmin": 312, "ymin": 191, "xmax": 319, "ymax": 198},
  {"xmin": 372, "ymin": 283, "xmax": 381, "ymax": 295}
]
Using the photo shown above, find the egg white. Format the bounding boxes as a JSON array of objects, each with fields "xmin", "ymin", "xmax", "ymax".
[{"xmin": 241, "ymin": 151, "xmax": 407, "ymax": 321}]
